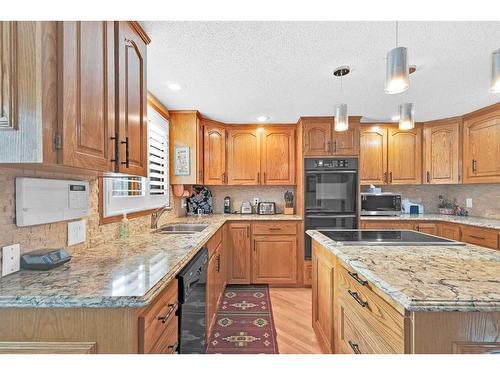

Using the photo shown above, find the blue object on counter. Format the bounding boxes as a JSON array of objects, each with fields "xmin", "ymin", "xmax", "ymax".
[{"xmin": 409, "ymin": 205, "xmax": 420, "ymax": 214}]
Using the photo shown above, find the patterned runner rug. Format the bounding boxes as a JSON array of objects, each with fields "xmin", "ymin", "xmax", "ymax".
[{"xmin": 206, "ymin": 284, "xmax": 279, "ymax": 354}]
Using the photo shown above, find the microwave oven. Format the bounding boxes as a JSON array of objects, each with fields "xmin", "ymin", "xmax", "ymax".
[{"xmin": 361, "ymin": 192, "xmax": 402, "ymax": 216}]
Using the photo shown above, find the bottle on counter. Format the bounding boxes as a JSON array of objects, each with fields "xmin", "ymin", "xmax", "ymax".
[
  {"xmin": 224, "ymin": 196, "xmax": 231, "ymax": 214},
  {"xmin": 119, "ymin": 213, "xmax": 129, "ymax": 239}
]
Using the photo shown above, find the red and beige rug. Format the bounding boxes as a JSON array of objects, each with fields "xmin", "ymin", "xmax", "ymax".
[{"xmin": 206, "ymin": 284, "xmax": 279, "ymax": 354}]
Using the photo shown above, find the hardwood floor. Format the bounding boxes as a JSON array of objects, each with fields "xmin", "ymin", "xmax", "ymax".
[{"xmin": 269, "ymin": 287, "xmax": 323, "ymax": 354}]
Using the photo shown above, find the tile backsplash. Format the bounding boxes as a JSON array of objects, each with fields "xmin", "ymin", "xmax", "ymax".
[{"xmin": 376, "ymin": 184, "xmax": 500, "ymax": 219}]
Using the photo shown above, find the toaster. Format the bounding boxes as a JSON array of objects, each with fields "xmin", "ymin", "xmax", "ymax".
[{"xmin": 257, "ymin": 202, "xmax": 276, "ymax": 215}]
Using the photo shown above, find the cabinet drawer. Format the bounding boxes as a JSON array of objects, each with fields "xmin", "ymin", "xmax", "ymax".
[
  {"xmin": 337, "ymin": 266, "xmax": 405, "ymax": 353},
  {"xmin": 461, "ymin": 226, "xmax": 499, "ymax": 249},
  {"xmin": 361, "ymin": 221, "xmax": 415, "ymax": 230},
  {"xmin": 148, "ymin": 315, "xmax": 178, "ymax": 354},
  {"xmin": 252, "ymin": 222, "xmax": 297, "ymax": 235},
  {"xmin": 139, "ymin": 279, "xmax": 179, "ymax": 354},
  {"xmin": 207, "ymin": 228, "xmax": 222, "ymax": 258},
  {"xmin": 338, "ymin": 300, "xmax": 402, "ymax": 354}
]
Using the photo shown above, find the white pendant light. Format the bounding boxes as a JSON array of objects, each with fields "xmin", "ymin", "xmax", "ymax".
[
  {"xmin": 398, "ymin": 103, "xmax": 415, "ymax": 130},
  {"xmin": 333, "ymin": 66, "xmax": 350, "ymax": 131},
  {"xmin": 490, "ymin": 48, "xmax": 500, "ymax": 93},
  {"xmin": 385, "ymin": 22, "xmax": 409, "ymax": 95}
]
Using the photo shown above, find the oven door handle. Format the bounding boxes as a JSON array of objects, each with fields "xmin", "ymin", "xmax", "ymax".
[{"xmin": 306, "ymin": 214, "xmax": 357, "ymax": 219}]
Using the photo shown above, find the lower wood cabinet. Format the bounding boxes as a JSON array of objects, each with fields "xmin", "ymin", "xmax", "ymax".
[
  {"xmin": 360, "ymin": 221, "xmax": 415, "ymax": 230},
  {"xmin": 227, "ymin": 223, "xmax": 252, "ymax": 284},
  {"xmin": 252, "ymin": 236, "xmax": 297, "ymax": 285},
  {"xmin": 206, "ymin": 228, "xmax": 226, "ymax": 334},
  {"xmin": 438, "ymin": 223, "xmax": 461, "ymax": 241},
  {"xmin": 461, "ymin": 225, "xmax": 499, "ymax": 249},
  {"xmin": 416, "ymin": 223, "xmax": 438, "ymax": 235}
]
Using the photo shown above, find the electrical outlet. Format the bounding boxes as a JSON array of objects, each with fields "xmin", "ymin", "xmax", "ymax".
[
  {"xmin": 181, "ymin": 198, "xmax": 187, "ymax": 208},
  {"xmin": 2, "ymin": 244, "xmax": 20, "ymax": 277},
  {"xmin": 253, "ymin": 197, "xmax": 260, "ymax": 206},
  {"xmin": 68, "ymin": 219, "xmax": 86, "ymax": 246},
  {"xmin": 466, "ymin": 198, "xmax": 473, "ymax": 208}
]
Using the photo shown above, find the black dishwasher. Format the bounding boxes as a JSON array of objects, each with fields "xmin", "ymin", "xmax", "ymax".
[{"xmin": 176, "ymin": 247, "xmax": 208, "ymax": 354}]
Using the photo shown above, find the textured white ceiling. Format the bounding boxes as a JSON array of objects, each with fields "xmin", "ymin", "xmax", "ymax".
[{"xmin": 143, "ymin": 21, "xmax": 500, "ymax": 123}]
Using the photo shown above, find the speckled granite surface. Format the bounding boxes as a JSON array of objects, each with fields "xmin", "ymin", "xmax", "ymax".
[
  {"xmin": 361, "ymin": 214, "xmax": 500, "ymax": 230},
  {"xmin": 307, "ymin": 230, "xmax": 500, "ymax": 312},
  {"xmin": 0, "ymin": 214, "xmax": 301, "ymax": 308}
]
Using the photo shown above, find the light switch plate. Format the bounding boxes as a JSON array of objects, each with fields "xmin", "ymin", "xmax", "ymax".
[
  {"xmin": 68, "ymin": 219, "xmax": 86, "ymax": 246},
  {"xmin": 2, "ymin": 244, "xmax": 20, "ymax": 277},
  {"xmin": 466, "ymin": 198, "xmax": 473, "ymax": 208}
]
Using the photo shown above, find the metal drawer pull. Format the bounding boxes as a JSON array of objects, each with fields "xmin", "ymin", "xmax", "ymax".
[
  {"xmin": 158, "ymin": 302, "xmax": 178, "ymax": 323},
  {"xmin": 347, "ymin": 271, "xmax": 368, "ymax": 286},
  {"xmin": 348, "ymin": 290, "xmax": 368, "ymax": 308},
  {"xmin": 268, "ymin": 227, "xmax": 281, "ymax": 231},
  {"xmin": 469, "ymin": 235, "xmax": 486, "ymax": 240},
  {"xmin": 348, "ymin": 340, "xmax": 361, "ymax": 354},
  {"xmin": 168, "ymin": 342, "xmax": 178, "ymax": 354}
]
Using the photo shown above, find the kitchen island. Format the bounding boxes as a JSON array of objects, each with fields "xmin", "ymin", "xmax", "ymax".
[
  {"xmin": 307, "ymin": 229, "xmax": 500, "ymax": 354},
  {"xmin": 0, "ymin": 214, "xmax": 301, "ymax": 353}
]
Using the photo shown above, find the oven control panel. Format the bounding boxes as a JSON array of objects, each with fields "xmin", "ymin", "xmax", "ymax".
[{"xmin": 306, "ymin": 158, "xmax": 358, "ymax": 170}]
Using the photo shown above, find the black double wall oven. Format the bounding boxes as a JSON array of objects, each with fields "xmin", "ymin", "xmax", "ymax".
[{"xmin": 304, "ymin": 158, "xmax": 358, "ymax": 259}]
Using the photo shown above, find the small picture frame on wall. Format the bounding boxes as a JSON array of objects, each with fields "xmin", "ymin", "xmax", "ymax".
[{"xmin": 174, "ymin": 146, "xmax": 190, "ymax": 176}]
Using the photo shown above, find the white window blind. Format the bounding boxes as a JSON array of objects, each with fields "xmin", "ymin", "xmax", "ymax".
[{"xmin": 103, "ymin": 105, "xmax": 170, "ymax": 218}]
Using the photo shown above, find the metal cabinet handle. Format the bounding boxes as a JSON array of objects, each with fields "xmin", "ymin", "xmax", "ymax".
[
  {"xmin": 120, "ymin": 137, "xmax": 129, "ymax": 167},
  {"xmin": 221, "ymin": 172, "xmax": 226, "ymax": 184},
  {"xmin": 263, "ymin": 172, "xmax": 266, "ymax": 184},
  {"xmin": 333, "ymin": 140, "xmax": 337, "ymax": 153},
  {"xmin": 246, "ymin": 226, "xmax": 250, "ymax": 238},
  {"xmin": 110, "ymin": 133, "xmax": 119, "ymax": 164},
  {"xmin": 257, "ymin": 172, "xmax": 260, "ymax": 184},
  {"xmin": 426, "ymin": 171, "xmax": 431, "ymax": 183},
  {"xmin": 348, "ymin": 340, "xmax": 361, "ymax": 354},
  {"xmin": 167, "ymin": 342, "xmax": 178, "ymax": 354},
  {"xmin": 383, "ymin": 172, "xmax": 388, "ymax": 184},
  {"xmin": 158, "ymin": 302, "xmax": 178, "ymax": 324},
  {"xmin": 389, "ymin": 171, "xmax": 393, "ymax": 183},
  {"xmin": 472, "ymin": 159, "xmax": 477, "ymax": 172},
  {"xmin": 469, "ymin": 234, "xmax": 485, "ymax": 240},
  {"xmin": 327, "ymin": 140, "xmax": 332, "ymax": 153},
  {"xmin": 347, "ymin": 271, "xmax": 368, "ymax": 286},
  {"xmin": 348, "ymin": 289, "xmax": 368, "ymax": 308},
  {"xmin": 217, "ymin": 254, "xmax": 221, "ymax": 272},
  {"xmin": 268, "ymin": 227, "xmax": 281, "ymax": 231}
]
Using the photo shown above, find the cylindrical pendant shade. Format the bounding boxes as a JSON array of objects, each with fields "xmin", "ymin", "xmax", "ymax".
[
  {"xmin": 399, "ymin": 103, "xmax": 415, "ymax": 130},
  {"xmin": 334, "ymin": 103, "xmax": 349, "ymax": 131},
  {"xmin": 385, "ymin": 47, "xmax": 409, "ymax": 94},
  {"xmin": 491, "ymin": 49, "xmax": 500, "ymax": 93}
]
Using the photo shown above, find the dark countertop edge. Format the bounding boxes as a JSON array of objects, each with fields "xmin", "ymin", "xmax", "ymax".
[{"xmin": 306, "ymin": 229, "xmax": 500, "ymax": 313}]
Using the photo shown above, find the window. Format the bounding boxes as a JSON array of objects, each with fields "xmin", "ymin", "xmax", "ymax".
[{"xmin": 103, "ymin": 106, "xmax": 169, "ymax": 218}]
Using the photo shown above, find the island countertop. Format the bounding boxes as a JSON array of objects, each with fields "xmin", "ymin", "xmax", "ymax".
[
  {"xmin": 0, "ymin": 214, "xmax": 301, "ymax": 309},
  {"xmin": 307, "ymin": 229, "xmax": 500, "ymax": 312}
]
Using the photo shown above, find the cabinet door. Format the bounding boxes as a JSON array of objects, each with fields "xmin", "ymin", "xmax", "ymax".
[
  {"xmin": 416, "ymin": 223, "xmax": 438, "ymax": 235},
  {"xmin": 261, "ymin": 127, "xmax": 295, "ymax": 185},
  {"xmin": 332, "ymin": 121, "xmax": 360, "ymax": 156},
  {"xmin": 361, "ymin": 221, "xmax": 415, "ymax": 230},
  {"xmin": 463, "ymin": 107, "xmax": 500, "ymax": 183},
  {"xmin": 438, "ymin": 223, "xmax": 461, "ymax": 241},
  {"xmin": 303, "ymin": 119, "xmax": 332, "ymax": 156},
  {"xmin": 251, "ymin": 235, "xmax": 297, "ymax": 285},
  {"xmin": 423, "ymin": 119, "xmax": 460, "ymax": 184},
  {"xmin": 116, "ymin": 22, "xmax": 148, "ymax": 177},
  {"xmin": 227, "ymin": 223, "xmax": 251, "ymax": 284},
  {"xmin": 196, "ymin": 116, "xmax": 204, "ymax": 184},
  {"xmin": 203, "ymin": 120, "xmax": 226, "ymax": 185},
  {"xmin": 360, "ymin": 127, "xmax": 388, "ymax": 185},
  {"xmin": 388, "ymin": 127, "xmax": 422, "ymax": 184},
  {"xmin": 312, "ymin": 243, "xmax": 335, "ymax": 353},
  {"xmin": 226, "ymin": 128, "xmax": 260, "ymax": 185},
  {"xmin": 60, "ymin": 22, "xmax": 115, "ymax": 172},
  {"xmin": 206, "ymin": 253, "xmax": 218, "ymax": 333}
]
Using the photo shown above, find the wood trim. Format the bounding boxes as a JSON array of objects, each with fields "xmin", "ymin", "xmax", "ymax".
[
  {"xmin": 128, "ymin": 21, "xmax": 151, "ymax": 44},
  {"xmin": 147, "ymin": 92, "xmax": 169, "ymax": 119},
  {"xmin": 0, "ymin": 341, "xmax": 97, "ymax": 354},
  {"xmin": 462, "ymin": 101, "xmax": 500, "ymax": 120}
]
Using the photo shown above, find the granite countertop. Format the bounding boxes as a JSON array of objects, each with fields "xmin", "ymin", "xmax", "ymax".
[
  {"xmin": 307, "ymin": 229, "xmax": 500, "ymax": 312},
  {"xmin": 360, "ymin": 213, "xmax": 500, "ymax": 230},
  {"xmin": 0, "ymin": 214, "xmax": 301, "ymax": 309}
]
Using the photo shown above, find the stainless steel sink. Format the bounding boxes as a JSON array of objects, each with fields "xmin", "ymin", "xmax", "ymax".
[{"xmin": 155, "ymin": 224, "xmax": 209, "ymax": 234}]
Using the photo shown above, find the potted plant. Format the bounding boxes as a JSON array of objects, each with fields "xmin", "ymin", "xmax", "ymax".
[{"xmin": 438, "ymin": 195, "xmax": 455, "ymax": 215}]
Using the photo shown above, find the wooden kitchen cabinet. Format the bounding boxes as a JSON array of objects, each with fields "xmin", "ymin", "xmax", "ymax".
[
  {"xmin": 463, "ymin": 104, "xmax": 500, "ymax": 184},
  {"xmin": 59, "ymin": 21, "xmax": 116, "ymax": 172},
  {"xmin": 416, "ymin": 223, "xmax": 438, "ymax": 236},
  {"xmin": 360, "ymin": 221, "xmax": 415, "ymax": 230},
  {"xmin": 252, "ymin": 235, "xmax": 297, "ymax": 285},
  {"xmin": 423, "ymin": 118, "xmax": 461, "ymax": 184},
  {"xmin": 261, "ymin": 126, "xmax": 296, "ymax": 185},
  {"xmin": 461, "ymin": 226, "xmax": 499, "ymax": 249},
  {"xmin": 169, "ymin": 111, "xmax": 204, "ymax": 184},
  {"xmin": 227, "ymin": 223, "xmax": 252, "ymax": 283},
  {"xmin": 203, "ymin": 119, "xmax": 226, "ymax": 185},
  {"xmin": 332, "ymin": 119, "xmax": 360, "ymax": 156},
  {"xmin": 302, "ymin": 117, "xmax": 359, "ymax": 157},
  {"xmin": 438, "ymin": 223, "xmax": 461, "ymax": 241},
  {"xmin": 226, "ymin": 127, "xmax": 261, "ymax": 185},
  {"xmin": 388, "ymin": 127, "xmax": 422, "ymax": 184},
  {"xmin": 359, "ymin": 126, "xmax": 388, "ymax": 185}
]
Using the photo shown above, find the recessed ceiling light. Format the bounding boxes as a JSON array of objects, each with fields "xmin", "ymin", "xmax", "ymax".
[
  {"xmin": 167, "ymin": 82, "xmax": 182, "ymax": 91},
  {"xmin": 257, "ymin": 115, "xmax": 270, "ymax": 122}
]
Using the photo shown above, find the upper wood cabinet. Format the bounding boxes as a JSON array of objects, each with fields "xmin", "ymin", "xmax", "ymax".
[
  {"xmin": 261, "ymin": 127, "xmax": 296, "ymax": 185},
  {"xmin": 302, "ymin": 117, "xmax": 359, "ymax": 157},
  {"xmin": 59, "ymin": 21, "xmax": 115, "ymax": 173},
  {"xmin": 203, "ymin": 119, "xmax": 226, "ymax": 185},
  {"xmin": 388, "ymin": 127, "xmax": 422, "ymax": 184},
  {"xmin": 226, "ymin": 127, "xmax": 261, "ymax": 185},
  {"xmin": 423, "ymin": 118, "xmax": 461, "ymax": 184},
  {"xmin": 359, "ymin": 126, "xmax": 388, "ymax": 185},
  {"xmin": 463, "ymin": 104, "xmax": 500, "ymax": 184},
  {"xmin": 115, "ymin": 21, "xmax": 148, "ymax": 177},
  {"xmin": 169, "ymin": 111, "xmax": 204, "ymax": 185}
]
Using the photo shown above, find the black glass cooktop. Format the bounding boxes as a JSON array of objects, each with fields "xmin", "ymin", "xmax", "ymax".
[{"xmin": 319, "ymin": 229, "xmax": 464, "ymax": 246}]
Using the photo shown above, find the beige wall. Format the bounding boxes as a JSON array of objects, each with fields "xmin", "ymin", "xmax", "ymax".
[{"xmin": 0, "ymin": 167, "xmax": 181, "ymax": 256}]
